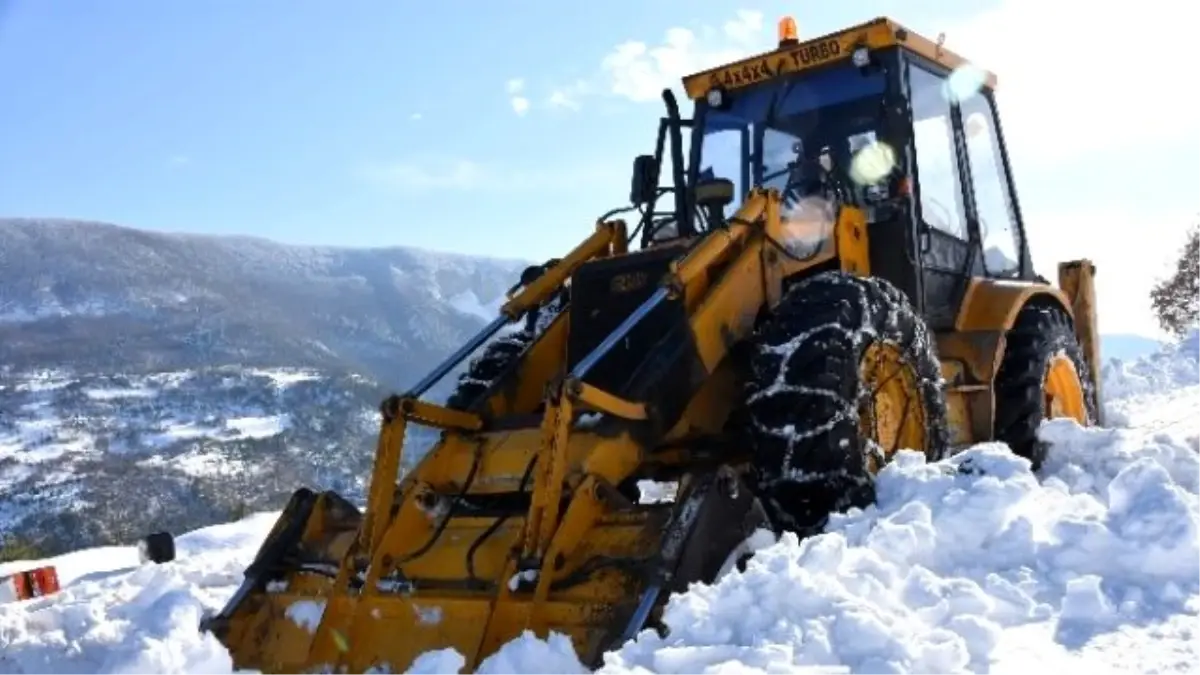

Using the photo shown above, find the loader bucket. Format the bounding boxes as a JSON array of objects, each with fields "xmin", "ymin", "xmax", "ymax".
[
  {"xmin": 203, "ymin": 467, "xmax": 769, "ymax": 673},
  {"xmin": 201, "ymin": 487, "xmax": 364, "ymax": 671}
]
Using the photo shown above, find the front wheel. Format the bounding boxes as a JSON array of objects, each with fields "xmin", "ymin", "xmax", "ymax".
[{"xmin": 742, "ymin": 272, "xmax": 950, "ymax": 535}]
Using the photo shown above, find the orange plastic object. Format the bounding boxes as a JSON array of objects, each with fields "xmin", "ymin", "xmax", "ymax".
[
  {"xmin": 1, "ymin": 565, "xmax": 60, "ymax": 602},
  {"xmin": 778, "ymin": 16, "xmax": 799, "ymax": 45}
]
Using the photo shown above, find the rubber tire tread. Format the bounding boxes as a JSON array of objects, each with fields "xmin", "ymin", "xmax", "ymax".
[
  {"xmin": 140, "ymin": 531, "xmax": 176, "ymax": 564},
  {"xmin": 993, "ymin": 304, "xmax": 1098, "ymax": 469},
  {"xmin": 445, "ymin": 294, "xmax": 566, "ymax": 411},
  {"xmin": 743, "ymin": 271, "xmax": 950, "ymax": 536}
]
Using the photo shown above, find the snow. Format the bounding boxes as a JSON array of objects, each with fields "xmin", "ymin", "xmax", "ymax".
[
  {"xmin": 137, "ymin": 415, "xmax": 290, "ymax": 452},
  {"xmin": 144, "ymin": 422, "xmax": 220, "ymax": 448},
  {"xmin": 0, "ymin": 514, "xmax": 281, "ymax": 674},
  {"xmin": 0, "ymin": 365, "xmax": 316, "ymax": 525},
  {"xmin": 447, "ymin": 290, "xmax": 504, "ymax": 322},
  {"xmin": 474, "ymin": 632, "xmax": 590, "ymax": 674},
  {"xmin": 224, "ymin": 414, "xmax": 290, "ymax": 439},
  {"xmin": 0, "ymin": 407, "xmax": 94, "ymax": 463},
  {"xmin": 146, "ymin": 448, "xmax": 259, "ymax": 479},
  {"xmin": 405, "ymin": 650, "xmax": 467, "ymax": 675},
  {"xmin": 0, "ymin": 298, "xmax": 118, "ymax": 324},
  {"xmin": 600, "ymin": 426, "xmax": 1199, "ymax": 674},
  {"xmin": 243, "ymin": 368, "xmax": 322, "ymax": 388},
  {"xmin": 285, "ymin": 600, "xmax": 327, "ymax": 634},
  {"xmin": 0, "ymin": 339, "xmax": 1197, "ymax": 674},
  {"xmin": 85, "ymin": 388, "xmax": 158, "ymax": 401}
]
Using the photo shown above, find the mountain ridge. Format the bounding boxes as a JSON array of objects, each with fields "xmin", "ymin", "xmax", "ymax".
[{"xmin": 0, "ymin": 217, "xmax": 537, "ymax": 393}]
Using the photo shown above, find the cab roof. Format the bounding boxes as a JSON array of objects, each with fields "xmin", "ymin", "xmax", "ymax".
[{"xmin": 680, "ymin": 17, "xmax": 998, "ymax": 100}]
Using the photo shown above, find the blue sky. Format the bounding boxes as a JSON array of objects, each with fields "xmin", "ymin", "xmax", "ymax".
[{"xmin": 0, "ymin": 0, "xmax": 1196, "ymax": 335}]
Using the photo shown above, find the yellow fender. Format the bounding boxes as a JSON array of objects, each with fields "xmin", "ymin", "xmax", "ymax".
[{"xmin": 936, "ymin": 262, "xmax": 1100, "ymax": 446}]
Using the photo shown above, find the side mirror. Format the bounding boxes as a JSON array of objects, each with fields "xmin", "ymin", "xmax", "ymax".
[{"xmin": 630, "ymin": 155, "xmax": 660, "ymax": 206}]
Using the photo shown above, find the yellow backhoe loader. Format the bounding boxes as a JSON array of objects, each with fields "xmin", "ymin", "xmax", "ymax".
[{"xmin": 201, "ymin": 16, "xmax": 1101, "ymax": 673}]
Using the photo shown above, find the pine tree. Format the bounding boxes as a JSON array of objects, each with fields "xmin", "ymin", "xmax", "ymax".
[
  {"xmin": 1150, "ymin": 224, "xmax": 1199, "ymax": 337},
  {"xmin": 0, "ymin": 534, "xmax": 44, "ymax": 563}
]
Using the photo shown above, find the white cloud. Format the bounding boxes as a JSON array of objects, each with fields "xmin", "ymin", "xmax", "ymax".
[
  {"xmin": 506, "ymin": 78, "xmax": 531, "ymax": 115},
  {"xmin": 547, "ymin": 79, "xmax": 591, "ymax": 111},
  {"xmin": 359, "ymin": 157, "xmax": 622, "ymax": 193},
  {"xmin": 547, "ymin": 91, "xmax": 578, "ymax": 110},
  {"xmin": 168, "ymin": 155, "xmax": 190, "ymax": 167},
  {"xmin": 409, "ymin": 112, "xmax": 422, "ymax": 121},
  {"xmin": 552, "ymin": 10, "xmax": 769, "ymax": 107}
]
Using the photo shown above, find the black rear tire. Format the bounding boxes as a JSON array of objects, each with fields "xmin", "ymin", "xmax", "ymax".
[
  {"xmin": 139, "ymin": 531, "xmax": 176, "ymax": 564},
  {"xmin": 994, "ymin": 304, "xmax": 1098, "ymax": 468},
  {"xmin": 742, "ymin": 272, "xmax": 950, "ymax": 535}
]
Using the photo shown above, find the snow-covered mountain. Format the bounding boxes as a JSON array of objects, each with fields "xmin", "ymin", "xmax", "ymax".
[
  {"xmin": 1, "ymin": 332, "xmax": 1196, "ymax": 674},
  {"xmin": 0, "ymin": 218, "xmax": 527, "ymax": 388},
  {"xmin": 0, "ymin": 218, "xmax": 531, "ymax": 556},
  {"xmin": 0, "ymin": 366, "xmax": 450, "ymax": 556}
]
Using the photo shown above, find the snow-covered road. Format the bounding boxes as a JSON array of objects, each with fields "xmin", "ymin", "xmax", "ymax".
[{"xmin": 1, "ymin": 337, "xmax": 1196, "ymax": 674}]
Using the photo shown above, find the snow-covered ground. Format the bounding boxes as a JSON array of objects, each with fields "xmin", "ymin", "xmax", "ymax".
[
  {"xmin": 0, "ymin": 366, "xmax": 377, "ymax": 545},
  {"xmin": 0, "ymin": 367, "xmax": 316, "ymax": 469},
  {"xmin": 1, "ymin": 339, "xmax": 1197, "ymax": 674}
]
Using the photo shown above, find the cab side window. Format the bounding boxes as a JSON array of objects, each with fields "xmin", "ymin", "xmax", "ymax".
[
  {"xmin": 760, "ymin": 127, "xmax": 802, "ymax": 194},
  {"xmin": 908, "ymin": 65, "xmax": 968, "ymax": 241},
  {"xmin": 960, "ymin": 93, "xmax": 1022, "ymax": 275}
]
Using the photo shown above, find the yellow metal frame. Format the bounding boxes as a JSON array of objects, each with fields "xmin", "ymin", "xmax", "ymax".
[
  {"xmin": 681, "ymin": 17, "xmax": 998, "ymax": 101},
  {"xmin": 1057, "ymin": 259, "xmax": 1102, "ymax": 421}
]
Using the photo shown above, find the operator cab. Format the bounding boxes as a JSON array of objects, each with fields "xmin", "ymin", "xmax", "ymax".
[
  {"xmin": 676, "ymin": 16, "xmax": 1036, "ymax": 329},
  {"xmin": 575, "ymin": 16, "xmax": 1033, "ymax": 393}
]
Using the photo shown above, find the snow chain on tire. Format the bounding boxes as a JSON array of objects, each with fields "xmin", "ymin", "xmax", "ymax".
[{"xmin": 742, "ymin": 271, "xmax": 950, "ymax": 536}]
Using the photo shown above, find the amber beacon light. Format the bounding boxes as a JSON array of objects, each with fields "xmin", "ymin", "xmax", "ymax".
[{"xmin": 778, "ymin": 16, "xmax": 799, "ymax": 47}]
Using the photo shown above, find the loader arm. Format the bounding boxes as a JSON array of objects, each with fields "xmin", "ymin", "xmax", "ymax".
[{"xmin": 206, "ymin": 189, "xmax": 870, "ymax": 673}]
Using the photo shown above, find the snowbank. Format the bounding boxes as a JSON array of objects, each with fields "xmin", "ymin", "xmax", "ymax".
[
  {"xmin": 1101, "ymin": 329, "xmax": 1198, "ymax": 436},
  {"xmin": 1, "ymin": 339, "xmax": 1197, "ymax": 674},
  {"xmin": 596, "ymin": 425, "xmax": 1198, "ymax": 674},
  {"xmin": 1102, "ymin": 328, "xmax": 1198, "ymax": 404},
  {"xmin": 0, "ymin": 515, "xmax": 279, "ymax": 674}
]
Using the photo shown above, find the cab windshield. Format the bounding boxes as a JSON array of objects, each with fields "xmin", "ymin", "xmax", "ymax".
[{"xmin": 691, "ymin": 63, "xmax": 890, "ymax": 224}]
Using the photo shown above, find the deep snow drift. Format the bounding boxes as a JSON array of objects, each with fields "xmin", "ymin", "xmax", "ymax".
[{"xmin": 1, "ymin": 339, "xmax": 1197, "ymax": 674}]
